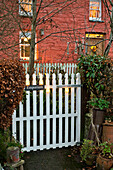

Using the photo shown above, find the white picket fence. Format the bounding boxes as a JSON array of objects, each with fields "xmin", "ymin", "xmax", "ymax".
[
  {"xmin": 12, "ymin": 72, "xmax": 81, "ymax": 152},
  {"xmin": 22, "ymin": 62, "xmax": 77, "ymax": 75}
]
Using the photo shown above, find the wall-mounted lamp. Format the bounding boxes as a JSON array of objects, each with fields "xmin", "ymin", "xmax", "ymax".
[{"xmin": 40, "ymin": 29, "xmax": 44, "ymax": 36}]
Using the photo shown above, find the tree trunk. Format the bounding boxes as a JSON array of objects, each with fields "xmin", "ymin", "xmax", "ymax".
[{"xmin": 28, "ymin": 0, "xmax": 37, "ymax": 84}]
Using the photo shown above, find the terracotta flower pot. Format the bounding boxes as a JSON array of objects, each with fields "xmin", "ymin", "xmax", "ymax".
[
  {"xmin": 6, "ymin": 146, "xmax": 20, "ymax": 163},
  {"xmin": 102, "ymin": 122, "xmax": 113, "ymax": 143},
  {"xmin": 96, "ymin": 154, "xmax": 113, "ymax": 170}
]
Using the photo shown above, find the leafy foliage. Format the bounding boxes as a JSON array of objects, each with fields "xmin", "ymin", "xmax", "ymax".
[
  {"xmin": 88, "ymin": 98, "xmax": 110, "ymax": 110},
  {"xmin": 99, "ymin": 142, "xmax": 113, "ymax": 159},
  {"xmin": 80, "ymin": 139, "xmax": 97, "ymax": 161},
  {"xmin": 0, "ymin": 58, "xmax": 25, "ymax": 129},
  {"xmin": 77, "ymin": 54, "xmax": 113, "ymax": 110}
]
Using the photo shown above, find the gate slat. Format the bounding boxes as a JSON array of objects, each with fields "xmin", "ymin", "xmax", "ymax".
[
  {"xmin": 46, "ymin": 74, "xmax": 50, "ymax": 149},
  {"xmin": 33, "ymin": 74, "xmax": 37, "ymax": 150},
  {"xmin": 26, "ymin": 74, "xmax": 30, "ymax": 151},
  {"xmin": 59, "ymin": 74, "xmax": 62, "ymax": 147},
  {"xmin": 39, "ymin": 74, "xmax": 44, "ymax": 150},
  {"xmin": 65, "ymin": 73, "xmax": 68, "ymax": 146},
  {"xmin": 19, "ymin": 101, "xmax": 23, "ymax": 145},
  {"xmin": 52, "ymin": 74, "xmax": 56, "ymax": 148},
  {"xmin": 71, "ymin": 74, "xmax": 75, "ymax": 144}
]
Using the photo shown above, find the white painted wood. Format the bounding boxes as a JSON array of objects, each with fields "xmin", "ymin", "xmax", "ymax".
[
  {"xmin": 46, "ymin": 74, "xmax": 50, "ymax": 149},
  {"xmin": 39, "ymin": 73, "xmax": 44, "ymax": 150},
  {"xmin": 58, "ymin": 74, "xmax": 62, "ymax": 146},
  {"xmin": 46, "ymin": 63, "xmax": 48, "ymax": 73},
  {"xmin": 52, "ymin": 73, "xmax": 56, "ymax": 148},
  {"xmin": 32, "ymin": 73, "xmax": 37, "ymax": 150},
  {"xmin": 19, "ymin": 101, "xmax": 23, "ymax": 145},
  {"xmin": 12, "ymin": 70, "xmax": 81, "ymax": 152},
  {"xmin": 69, "ymin": 63, "xmax": 71, "ymax": 75},
  {"xmin": 76, "ymin": 73, "xmax": 81, "ymax": 143},
  {"xmin": 12, "ymin": 110, "xmax": 17, "ymax": 140},
  {"xmin": 37, "ymin": 63, "xmax": 39, "ymax": 76},
  {"xmin": 65, "ymin": 73, "xmax": 68, "ymax": 146},
  {"xmin": 26, "ymin": 74, "xmax": 30, "ymax": 151},
  {"xmin": 66, "ymin": 63, "xmax": 68, "ymax": 74},
  {"xmin": 63, "ymin": 63, "xmax": 66, "ymax": 72},
  {"xmin": 71, "ymin": 74, "xmax": 75, "ymax": 143}
]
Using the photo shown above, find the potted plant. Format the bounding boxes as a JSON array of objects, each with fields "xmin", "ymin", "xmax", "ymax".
[
  {"xmin": 6, "ymin": 139, "xmax": 24, "ymax": 164},
  {"xmin": 0, "ymin": 129, "xmax": 24, "ymax": 167},
  {"xmin": 96, "ymin": 141, "xmax": 113, "ymax": 169},
  {"xmin": 80, "ymin": 139, "xmax": 99, "ymax": 166}
]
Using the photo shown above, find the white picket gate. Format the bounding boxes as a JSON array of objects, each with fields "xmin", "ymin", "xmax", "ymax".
[{"xmin": 12, "ymin": 72, "xmax": 81, "ymax": 152}]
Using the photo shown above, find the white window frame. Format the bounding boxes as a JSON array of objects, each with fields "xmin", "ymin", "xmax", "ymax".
[
  {"xmin": 19, "ymin": 32, "xmax": 37, "ymax": 60},
  {"xmin": 19, "ymin": 0, "xmax": 33, "ymax": 16},
  {"xmin": 89, "ymin": 0, "xmax": 101, "ymax": 21}
]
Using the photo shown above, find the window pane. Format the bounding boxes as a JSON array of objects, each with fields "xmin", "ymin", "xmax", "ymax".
[
  {"xmin": 21, "ymin": 37, "xmax": 31, "ymax": 44},
  {"xmin": 28, "ymin": 4, "xmax": 32, "ymax": 13},
  {"xmin": 21, "ymin": 46, "xmax": 24, "ymax": 57},
  {"xmin": 25, "ymin": 46, "xmax": 30, "ymax": 57},
  {"xmin": 89, "ymin": 0, "xmax": 100, "ymax": 19}
]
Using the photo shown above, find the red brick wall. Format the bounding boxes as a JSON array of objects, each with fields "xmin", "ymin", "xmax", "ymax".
[{"xmin": 0, "ymin": 0, "xmax": 113, "ymax": 63}]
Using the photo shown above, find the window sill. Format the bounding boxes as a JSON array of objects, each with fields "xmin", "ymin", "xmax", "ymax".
[
  {"xmin": 89, "ymin": 19, "xmax": 104, "ymax": 23},
  {"xmin": 19, "ymin": 12, "xmax": 33, "ymax": 17}
]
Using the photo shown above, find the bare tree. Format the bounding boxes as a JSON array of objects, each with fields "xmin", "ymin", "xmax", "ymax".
[
  {"xmin": 0, "ymin": 0, "xmax": 78, "ymax": 79},
  {"xmin": 0, "ymin": 0, "xmax": 113, "ymax": 80}
]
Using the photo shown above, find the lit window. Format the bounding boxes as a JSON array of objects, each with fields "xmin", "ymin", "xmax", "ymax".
[
  {"xmin": 20, "ymin": 32, "xmax": 37, "ymax": 60},
  {"xmin": 85, "ymin": 33, "xmax": 105, "ymax": 55},
  {"xmin": 19, "ymin": 0, "xmax": 32, "ymax": 16},
  {"xmin": 20, "ymin": 32, "xmax": 31, "ymax": 60},
  {"xmin": 89, "ymin": 0, "xmax": 101, "ymax": 21}
]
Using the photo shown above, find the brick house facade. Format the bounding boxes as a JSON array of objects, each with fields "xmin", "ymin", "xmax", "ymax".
[{"xmin": 0, "ymin": 0, "xmax": 113, "ymax": 63}]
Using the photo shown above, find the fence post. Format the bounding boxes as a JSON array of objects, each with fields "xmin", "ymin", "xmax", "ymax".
[
  {"xmin": 76, "ymin": 73, "xmax": 81, "ymax": 143},
  {"xmin": 12, "ymin": 110, "xmax": 17, "ymax": 140}
]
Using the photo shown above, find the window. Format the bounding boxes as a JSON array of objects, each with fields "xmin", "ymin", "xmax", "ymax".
[
  {"xmin": 20, "ymin": 32, "xmax": 31, "ymax": 60},
  {"xmin": 19, "ymin": 0, "xmax": 32, "ymax": 16},
  {"xmin": 20, "ymin": 32, "xmax": 37, "ymax": 60},
  {"xmin": 89, "ymin": 0, "xmax": 101, "ymax": 21},
  {"xmin": 85, "ymin": 33, "xmax": 105, "ymax": 55}
]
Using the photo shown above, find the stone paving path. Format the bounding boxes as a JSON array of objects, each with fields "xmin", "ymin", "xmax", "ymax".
[{"xmin": 23, "ymin": 147, "xmax": 83, "ymax": 170}]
